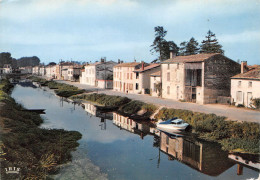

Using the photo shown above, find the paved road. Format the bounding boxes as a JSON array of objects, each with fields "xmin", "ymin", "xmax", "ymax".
[{"xmin": 57, "ymin": 80, "xmax": 260, "ymax": 123}]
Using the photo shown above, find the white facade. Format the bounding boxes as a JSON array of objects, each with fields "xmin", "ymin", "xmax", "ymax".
[
  {"xmin": 3, "ymin": 64, "xmax": 12, "ymax": 74},
  {"xmin": 80, "ymin": 60, "xmax": 117, "ymax": 88},
  {"xmin": 231, "ymin": 79, "xmax": 260, "ymax": 107},
  {"xmin": 32, "ymin": 66, "xmax": 40, "ymax": 75},
  {"xmin": 45, "ymin": 65, "xmax": 57, "ymax": 79},
  {"xmin": 39, "ymin": 66, "xmax": 46, "ymax": 76}
]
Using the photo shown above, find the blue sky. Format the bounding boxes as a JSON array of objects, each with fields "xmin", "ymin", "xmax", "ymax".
[{"xmin": 0, "ymin": 0, "xmax": 259, "ymax": 65}]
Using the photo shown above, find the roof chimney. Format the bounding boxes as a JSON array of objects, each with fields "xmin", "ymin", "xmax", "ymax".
[
  {"xmin": 141, "ymin": 61, "xmax": 144, "ymax": 71},
  {"xmin": 118, "ymin": 59, "xmax": 121, "ymax": 64},
  {"xmin": 101, "ymin": 58, "xmax": 104, "ymax": 63},
  {"xmin": 241, "ymin": 61, "xmax": 247, "ymax": 74},
  {"xmin": 170, "ymin": 51, "xmax": 176, "ymax": 59}
]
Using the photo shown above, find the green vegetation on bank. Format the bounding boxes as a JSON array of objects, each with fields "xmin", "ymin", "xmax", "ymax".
[
  {"xmin": 71, "ymin": 93, "xmax": 157, "ymax": 117},
  {"xmin": 0, "ymin": 79, "xmax": 82, "ymax": 179},
  {"xmin": 155, "ymin": 108, "xmax": 260, "ymax": 154},
  {"xmin": 29, "ymin": 76, "xmax": 85, "ymax": 97}
]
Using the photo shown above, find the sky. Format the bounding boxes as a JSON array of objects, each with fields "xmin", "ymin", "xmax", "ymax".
[{"xmin": 0, "ymin": 0, "xmax": 260, "ymax": 65}]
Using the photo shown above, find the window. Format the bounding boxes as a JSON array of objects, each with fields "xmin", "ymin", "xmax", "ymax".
[
  {"xmin": 167, "ymin": 86, "xmax": 170, "ymax": 95},
  {"xmin": 249, "ymin": 81, "xmax": 252, "ymax": 88},
  {"xmin": 167, "ymin": 72, "xmax": 170, "ymax": 81},
  {"xmin": 167, "ymin": 64, "xmax": 170, "ymax": 70},
  {"xmin": 127, "ymin": 73, "xmax": 129, "ymax": 79},
  {"xmin": 238, "ymin": 81, "xmax": 241, "ymax": 87},
  {"xmin": 166, "ymin": 136, "xmax": 169, "ymax": 145},
  {"xmin": 130, "ymin": 73, "xmax": 132, "ymax": 80},
  {"xmin": 136, "ymin": 83, "xmax": 139, "ymax": 90},
  {"xmin": 177, "ymin": 63, "xmax": 179, "ymax": 69},
  {"xmin": 153, "ymin": 83, "xmax": 156, "ymax": 92},
  {"xmin": 136, "ymin": 72, "xmax": 139, "ymax": 79},
  {"xmin": 236, "ymin": 91, "xmax": 242, "ymax": 102}
]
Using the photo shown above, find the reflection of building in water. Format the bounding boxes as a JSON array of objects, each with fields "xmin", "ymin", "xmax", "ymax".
[
  {"xmin": 83, "ymin": 102, "xmax": 97, "ymax": 116},
  {"xmin": 228, "ymin": 154, "xmax": 260, "ymax": 175},
  {"xmin": 159, "ymin": 131, "xmax": 234, "ymax": 176},
  {"xmin": 113, "ymin": 113, "xmax": 154, "ymax": 139}
]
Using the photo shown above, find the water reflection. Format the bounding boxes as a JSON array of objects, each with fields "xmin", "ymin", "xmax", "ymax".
[{"xmin": 113, "ymin": 113, "xmax": 156, "ymax": 139}]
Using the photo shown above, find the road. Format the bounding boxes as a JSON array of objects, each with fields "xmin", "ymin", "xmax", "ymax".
[{"xmin": 57, "ymin": 80, "xmax": 260, "ymax": 123}]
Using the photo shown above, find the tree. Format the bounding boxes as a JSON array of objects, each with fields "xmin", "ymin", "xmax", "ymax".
[
  {"xmin": 200, "ymin": 30, "xmax": 224, "ymax": 54},
  {"xmin": 150, "ymin": 26, "xmax": 179, "ymax": 61},
  {"xmin": 186, "ymin": 37, "xmax": 199, "ymax": 55},
  {"xmin": 179, "ymin": 41, "xmax": 187, "ymax": 56}
]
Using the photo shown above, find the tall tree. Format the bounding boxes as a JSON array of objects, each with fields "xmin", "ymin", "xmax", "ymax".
[
  {"xmin": 179, "ymin": 41, "xmax": 187, "ymax": 56},
  {"xmin": 200, "ymin": 30, "xmax": 224, "ymax": 54},
  {"xmin": 186, "ymin": 37, "xmax": 199, "ymax": 55},
  {"xmin": 150, "ymin": 26, "xmax": 179, "ymax": 61}
]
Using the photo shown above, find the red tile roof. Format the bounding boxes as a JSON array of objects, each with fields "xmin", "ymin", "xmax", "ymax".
[
  {"xmin": 134, "ymin": 63, "xmax": 160, "ymax": 72},
  {"xmin": 232, "ymin": 67, "xmax": 260, "ymax": 80},
  {"xmin": 162, "ymin": 53, "xmax": 219, "ymax": 63}
]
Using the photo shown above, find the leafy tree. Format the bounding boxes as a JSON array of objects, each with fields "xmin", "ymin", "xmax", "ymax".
[
  {"xmin": 150, "ymin": 26, "xmax": 179, "ymax": 61},
  {"xmin": 0, "ymin": 52, "xmax": 12, "ymax": 67},
  {"xmin": 17, "ymin": 56, "xmax": 40, "ymax": 67},
  {"xmin": 200, "ymin": 30, "xmax": 224, "ymax": 54}
]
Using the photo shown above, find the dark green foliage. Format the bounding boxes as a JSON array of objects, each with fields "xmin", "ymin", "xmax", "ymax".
[
  {"xmin": 150, "ymin": 26, "xmax": 179, "ymax": 61},
  {"xmin": 252, "ymin": 98, "xmax": 260, "ymax": 109},
  {"xmin": 237, "ymin": 104, "xmax": 245, "ymax": 108},
  {"xmin": 55, "ymin": 89, "xmax": 85, "ymax": 98},
  {"xmin": 179, "ymin": 37, "xmax": 199, "ymax": 56},
  {"xmin": 17, "ymin": 56, "xmax": 40, "ymax": 67},
  {"xmin": 120, "ymin": 100, "xmax": 145, "ymax": 114},
  {"xmin": 0, "ymin": 52, "xmax": 13, "ymax": 68},
  {"xmin": 155, "ymin": 108, "xmax": 260, "ymax": 153},
  {"xmin": 0, "ymin": 93, "xmax": 82, "ymax": 178},
  {"xmin": 200, "ymin": 30, "xmax": 224, "ymax": 54}
]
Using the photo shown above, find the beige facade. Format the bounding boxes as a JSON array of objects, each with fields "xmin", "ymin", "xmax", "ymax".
[
  {"xmin": 161, "ymin": 54, "xmax": 240, "ymax": 104},
  {"xmin": 113, "ymin": 62, "xmax": 141, "ymax": 93},
  {"xmin": 45, "ymin": 65, "xmax": 57, "ymax": 79},
  {"xmin": 231, "ymin": 67, "xmax": 260, "ymax": 107},
  {"xmin": 113, "ymin": 62, "xmax": 159, "ymax": 94}
]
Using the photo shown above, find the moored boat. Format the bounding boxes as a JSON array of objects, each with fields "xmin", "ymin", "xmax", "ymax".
[{"xmin": 156, "ymin": 118, "xmax": 189, "ymax": 131}]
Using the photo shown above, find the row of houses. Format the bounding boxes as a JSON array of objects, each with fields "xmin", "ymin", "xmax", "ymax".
[{"xmin": 2, "ymin": 53, "xmax": 258, "ymax": 108}]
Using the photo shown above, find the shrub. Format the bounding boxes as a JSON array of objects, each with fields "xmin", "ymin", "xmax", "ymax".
[
  {"xmin": 237, "ymin": 104, "xmax": 245, "ymax": 108},
  {"xmin": 252, "ymin": 98, "xmax": 260, "ymax": 109}
]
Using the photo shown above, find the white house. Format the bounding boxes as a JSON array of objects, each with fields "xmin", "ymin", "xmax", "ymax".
[
  {"xmin": 3, "ymin": 64, "xmax": 12, "ymax": 74},
  {"xmin": 231, "ymin": 63, "xmax": 260, "ymax": 108},
  {"xmin": 80, "ymin": 59, "xmax": 117, "ymax": 89}
]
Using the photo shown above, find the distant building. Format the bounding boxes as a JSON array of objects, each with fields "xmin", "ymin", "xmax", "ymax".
[
  {"xmin": 32, "ymin": 66, "xmax": 40, "ymax": 75},
  {"xmin": 68, "ymin": 67, "xmax": 81, "ymax": 81},
  {"xmin": 80, "ymin": 59, "xmax": 117, "ymax": 89},
  {"xmin": 39, "ymin": 66, "xmax": 46, "ymax": 76},
  {"xmin": 161, "ymin": 53, "xmax": 240, "ymax": 104},
  {"xmin": 231, "ymin": 62, "xmax": 260, "ymax": 107},
  {"xmin": 150, "ymin": 71, "xmax": 161, "ymax": 97},
  {"xmin": 45, "ymin": 65, "xmax": 57, "ymax": 79},
  {"xmin": 19, "ymin": 66, "xmax": 32, "ymax": 74},
  {"xmin": 3, "ymin": 64, "xmax": 12, "ymax": 74}
]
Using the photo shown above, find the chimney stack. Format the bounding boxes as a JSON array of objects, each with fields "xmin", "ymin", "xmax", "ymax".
[
  {"xmin": 170, "ymin": 51, "xmax": 176, "ymax": 59},
  {"xmin": 141, "ymin": 61, "xmax": 144, "ymax": 70},
  {"xmin": 101, "ymin": 58, "xmax": 104, "ymax": 63},
  {"xmin": 118, "ymin": 59, "xmax": 121, "ymax": 64},
  {"xmin": 241, "ymin": 61, "xmax": 247, "ymax": 74}
]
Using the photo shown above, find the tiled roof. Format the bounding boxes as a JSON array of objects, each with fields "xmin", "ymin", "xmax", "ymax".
[
  {"xmin": 150, "ymin": 71, "xmax": 161, "ymax": 77},
  {"xmin": 134, "ymin": 63, "xmax": 160, "ymax": 72},
  {"xmin": 232, "ymin": 67, "xmax": 260, "ymax": 80},
  {"xmin": 115, "ymin": 62, "xmax": 141, "ymax": 67},
  {"xmin": 162, "ymin": 53, "xmax": 219, "ymax": 63}
]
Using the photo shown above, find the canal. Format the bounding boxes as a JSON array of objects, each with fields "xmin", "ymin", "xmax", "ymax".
[{"xmin": 11, "ymin": 83, "xmax": 259, "ymax": 180}]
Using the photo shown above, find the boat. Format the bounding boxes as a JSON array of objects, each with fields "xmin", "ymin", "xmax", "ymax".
[{"xmin": 156, "ymin": 118, "xmax": 189, "ymax": 131}]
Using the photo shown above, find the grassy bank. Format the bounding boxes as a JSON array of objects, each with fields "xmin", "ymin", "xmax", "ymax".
[
  {"xmin": 29, "ymin": 76, "xmax": 85, "ymax": 97},
  {"xmin": 71, "ymin": 93, "xmax": 157, "ymax": 117},
  {"xmin": 0, "ymin": 79, "xmax": 82, "ymax": 179},
  {"xmin": 155, "ymin": 108, "xmax": 260, "ymax": 154}
]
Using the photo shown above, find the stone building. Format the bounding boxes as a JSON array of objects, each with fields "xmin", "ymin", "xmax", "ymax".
[
  {"xmin": 161, "ymin": 53, "xmax": 240, "ymax": 104},
  {"xmin": 231, "ymin": 62, "xmax": 260, "ymax": 107},
  {"xmin": 80, "ymin": 59, "xmax": 117, "ymax": 89}
]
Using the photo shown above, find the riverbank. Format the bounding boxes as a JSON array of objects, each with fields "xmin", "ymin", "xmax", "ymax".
[
  {"xmin": 29, "ymin": 77, "xmax": 260, "ymax": 154},
  {"xmin": 0, "ymin": 79, "xmax": 82, "ymax": 179}
]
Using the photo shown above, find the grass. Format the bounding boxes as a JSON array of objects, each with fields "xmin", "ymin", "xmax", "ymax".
[
  {"xmin": 155, "ymin": 108, "xmax": 260, "ymax": 154},
  {"xmin": 28, "ymin": 76, "xmax": 85, "ymax": 97},
  {"xmin": 0, "ymin": 79, "xmax": 82, "ymax": 179},
  {"xmin": 72, "ymin": 93, "xmax": 157, "ymax": 117}
]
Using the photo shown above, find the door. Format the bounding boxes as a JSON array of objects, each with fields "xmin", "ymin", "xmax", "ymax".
[{"xmin": 247, "ymin": 92, "xmax": 252, "ymax": 107}]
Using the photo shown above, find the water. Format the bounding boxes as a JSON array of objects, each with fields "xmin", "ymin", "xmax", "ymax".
[{"xmin": 11, "ymin": 83, "xmax": 260, "ymax": 180}]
